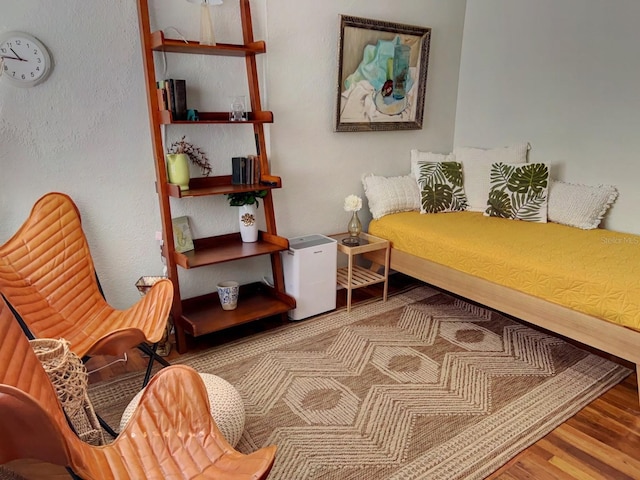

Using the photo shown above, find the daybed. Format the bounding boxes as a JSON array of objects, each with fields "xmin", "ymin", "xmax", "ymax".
[
  {"xmin": 361, "ymin": 142, "xmax": 639, "ymax": 401},
  {"xmin": 366, "ymin": 211, "xmax": 640, "ymax": 401}
]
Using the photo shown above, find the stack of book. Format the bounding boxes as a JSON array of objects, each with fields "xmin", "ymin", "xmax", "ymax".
[
  {"xmin": 157, "ymin": 79, "xmax": 187, "ymax": 121},
  {"xmin": 232, "ymin": 155, "xmax": 261, "ymax": 185}
]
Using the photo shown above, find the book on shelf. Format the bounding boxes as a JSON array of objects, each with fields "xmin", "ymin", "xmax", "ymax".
[
  {"xmin": 247, "ymin": 154, "xmax": 261, "ymax": 184},
  {"xmin": 172, "ymin": 216, "xmax": 194, "ymax": 253},
  {"xmin": 231, "ymin": 155, "xmax": 261, "ymax": 185},
  {"xmin": 232, "ymin": 157, "xmax": 246, "ymax": 185},
  {"xmin": 156, "ymin": 78, "xmax": 187, "ymax": 120},
  {"xmin": 173, "ymin": 79, "xmax": 187, "ymax": 120}
]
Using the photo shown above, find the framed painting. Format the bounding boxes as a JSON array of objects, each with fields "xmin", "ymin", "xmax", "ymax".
[{"xmin": 335, "ymin": 15, "xmax": 431, "ymax": 132}]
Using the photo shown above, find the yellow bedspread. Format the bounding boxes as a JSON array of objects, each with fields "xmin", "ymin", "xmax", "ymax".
[{"xmin": 369, "ymin": 211, "xmax": 640, "ymax": 331}]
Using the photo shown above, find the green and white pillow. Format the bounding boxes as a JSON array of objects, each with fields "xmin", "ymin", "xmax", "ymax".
[
  {"xmin": 484, "ymin": 162, "xmax": 549, "ymax": 222},
  {"xmin": 415, "ymin": 161, "xmax": 468, "ymax": 213}
]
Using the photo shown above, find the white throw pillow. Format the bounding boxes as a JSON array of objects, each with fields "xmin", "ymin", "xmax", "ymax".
[
  {"xmin": 547, "ymin": 181, "xmax": 618, "ymax": 229},
  {"xmin": 455, "ymin": 143, "xmax": 529, "ymax": 212},
  {"xmin": 410, "ymin": 149, "xmax": 455, "ymax": 177},
  {"xmin": 362, "ymin": 173, "xmax": 420, "ymax": 220}
]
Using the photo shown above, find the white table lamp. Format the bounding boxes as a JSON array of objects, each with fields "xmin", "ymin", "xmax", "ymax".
[{"xmin": 186, "ymin": 0, "xmax": 223, "ymax": 46}]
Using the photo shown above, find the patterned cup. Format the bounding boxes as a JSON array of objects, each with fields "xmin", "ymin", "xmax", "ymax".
[{"xmin": 217, "ymin": 281, "xmax": 239, "ymax": 310}]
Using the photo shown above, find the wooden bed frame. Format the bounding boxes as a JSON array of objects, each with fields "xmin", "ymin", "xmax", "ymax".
[{"xmin": 367, "ymin": 247, "xmax": 640, "ymax": 402}]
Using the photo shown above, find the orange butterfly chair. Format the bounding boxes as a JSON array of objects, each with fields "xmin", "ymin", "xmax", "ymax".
[
  {"xmin": 0, "ymin": 193, "xmax": 173, "ymax": 434},
  {"xmin": 0, "ymin": 294, "xmax": 277, "ymax": 479}
]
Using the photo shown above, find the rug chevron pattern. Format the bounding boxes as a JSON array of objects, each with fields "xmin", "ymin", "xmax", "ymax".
[{"xmin": 88, "ymin": 286, "xmax": 630, "ymax": 480}]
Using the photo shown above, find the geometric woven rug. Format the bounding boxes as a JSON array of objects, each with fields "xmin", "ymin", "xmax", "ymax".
[{"xmin": 88, "ymin": 286, "xmax": 631, "ymax": 480}]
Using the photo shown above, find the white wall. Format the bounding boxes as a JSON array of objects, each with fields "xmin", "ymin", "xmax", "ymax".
[
  {"xmin": 455, "ymin": 0, "xmax": 640, "ymax": 234},
  {"xmin": 0, "ymin": 0, "xmax": 465, "ymax": 307},
  {"xmin": 0, "ymin": 1, "xmax": 160, "ymax": 308},
  {"xmin": 263, "ymin": 0, "xmax": 466, "ymax": 238}
]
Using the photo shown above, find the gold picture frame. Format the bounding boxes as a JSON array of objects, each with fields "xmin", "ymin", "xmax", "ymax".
[{"xmin": 335, "ymin": 15, "xmax": 431, "ymax": 132}]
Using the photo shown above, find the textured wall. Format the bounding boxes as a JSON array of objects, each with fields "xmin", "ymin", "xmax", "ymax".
[
  {"xmin": 0, "ymin": 1, "xmax": 160, "ymax": 308},
  {"xmin": 455, "ymin": 0, "xmax": 640, "ymax": 234},
  {"xmin": 0, "ymin": 0, "xmax": 466, "ymax": 307}
]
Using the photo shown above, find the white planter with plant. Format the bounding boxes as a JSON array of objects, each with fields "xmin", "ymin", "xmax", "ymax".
[{"xmin": 227, "ymin": 190, "xmax": 267, "ymax": 243}]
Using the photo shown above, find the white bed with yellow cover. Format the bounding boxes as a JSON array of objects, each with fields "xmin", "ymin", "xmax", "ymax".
[{"xmin": 362, "ymin": 145, "xmax": 640, "ymax": 401}]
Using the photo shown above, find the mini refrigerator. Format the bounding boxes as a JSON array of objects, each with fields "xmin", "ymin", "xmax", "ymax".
[{"xmin": 281, "ymin": 234, "xmax": 337, "ymax": 320}]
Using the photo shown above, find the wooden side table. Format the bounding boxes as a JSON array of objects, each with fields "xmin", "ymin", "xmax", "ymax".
[{"xmin": 329, "ymin": 232, "xmax": 390, "ymax": 312}]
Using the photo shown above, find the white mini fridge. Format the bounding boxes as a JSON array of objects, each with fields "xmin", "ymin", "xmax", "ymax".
[{"xmin": 281, "ymin": 234, "xmax": 337, "ymax": 320}]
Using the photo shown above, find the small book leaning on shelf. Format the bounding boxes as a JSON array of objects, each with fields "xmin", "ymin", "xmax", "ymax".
[{"xmin": 172, "ymin": 216, "xmax": 194, "ymax": 253}]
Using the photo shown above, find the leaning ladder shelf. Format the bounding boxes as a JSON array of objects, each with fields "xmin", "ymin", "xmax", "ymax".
[{"xmin": 136, "ymin": 0, "xmax": 295, "ymax": 353}]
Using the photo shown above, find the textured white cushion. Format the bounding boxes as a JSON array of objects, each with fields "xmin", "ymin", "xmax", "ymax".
[
  {"xmin": 547, "ymin": 181, "xmax": 618, "ymax": 229},
  {"xmin": 362, "ymin": 173, "xmax": 420, "ymax": 220},
  {"xmin": 455, "ymin": 143, "xmax": 529, "ymax": 212},
  {"xmin": 410, "ymin": 149, "xmax": 455, "ymax": 176}
]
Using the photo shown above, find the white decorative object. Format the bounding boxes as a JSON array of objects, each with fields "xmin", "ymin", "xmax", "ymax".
[
  {"xmin": 120, "ymin": 373, "xmax": 245, "ymax": 447},
  {"xmin": 454, "ymin": 143, "xmax": 529, "ymax": 212},
  {"xmin": 362, "ymin": 174, "xmax": 420, "ymax": 220},
  {"xmin": 186, "ymin": 0, "xmax": 223, "ymax": 46},
  {"xmin": 230, "ymin": 95, "xmax": 248, "ymax": 121},
  {"xmin": 548, "ymin": 181, "xmax": 618, "ymax": 229},
  {"xmin": 217, "ymin": 280, "xmax": 239, "ymax": 310},
  {"xmin": 239, "ymin": 204, "xmax": 258, "ymax": 242},
  {"xmin": 0, "ymin": 31, "xmax": 52, "ymax": 87}
]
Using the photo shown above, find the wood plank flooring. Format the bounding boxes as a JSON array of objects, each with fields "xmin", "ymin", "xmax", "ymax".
[{"xmin": 4, "ymin": 273, "xmax": 640, "ymax": 479}]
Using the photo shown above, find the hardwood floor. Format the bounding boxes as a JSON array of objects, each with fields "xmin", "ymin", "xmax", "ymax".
[{"xmin": 4, "ymin": 273, "xmax": 640, "ymax": 479}]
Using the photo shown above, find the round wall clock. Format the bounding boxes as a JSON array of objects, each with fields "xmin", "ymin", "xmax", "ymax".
[{"xmin": 0, "ymin": 31, "xmax": 52, "ymax": 87}]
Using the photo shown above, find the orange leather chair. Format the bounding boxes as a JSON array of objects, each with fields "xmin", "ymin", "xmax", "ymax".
[
  {"xmin": 0, "ymin": 294, "xmax": 277, "ymax": 479},
  {"xmin": 0, "ymin": 192, "xmax": 173, "ymax": 393}
]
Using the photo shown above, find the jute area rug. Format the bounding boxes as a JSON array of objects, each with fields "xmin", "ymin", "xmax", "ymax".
[{"xmin": 88, "ymin": 286, "xmax": 630, "ymax": 480}]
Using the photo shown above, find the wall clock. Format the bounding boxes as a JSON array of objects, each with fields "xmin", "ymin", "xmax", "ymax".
[{"xmin": 0, "ymin": 31, "xmax": 52, "ymax": 87}]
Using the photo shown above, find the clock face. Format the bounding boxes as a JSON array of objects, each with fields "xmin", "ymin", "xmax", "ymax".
[{"xmin": 0, "ymin": 31, "xmax": 51, "ymax": 87}]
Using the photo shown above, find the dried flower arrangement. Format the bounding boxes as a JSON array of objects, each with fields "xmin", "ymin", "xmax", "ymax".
[{"xmin": 166, "ymin": 136, "xmax": 212, "ymax": 176}]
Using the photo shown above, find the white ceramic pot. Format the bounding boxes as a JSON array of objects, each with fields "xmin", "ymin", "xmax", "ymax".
[{"xmin": 238, "ymin": 204, "xmax": 258, "ymax": 242}]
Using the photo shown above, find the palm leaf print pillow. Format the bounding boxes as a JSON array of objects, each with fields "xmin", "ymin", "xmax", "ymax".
[
  {"xmin": 415, "ymin": 161, "xmax": 468, "ymax": 213},
  {"xmin": 485, "ymin": 162, "xmax": 549, "ymax": 222}
]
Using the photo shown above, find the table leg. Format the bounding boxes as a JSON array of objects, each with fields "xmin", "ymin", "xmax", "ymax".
[
  {"xmin": 383, "ymin": 244, "xmax": 390, "ymax": 302},
  {"xmin": 347, "ymin": 251, "xmax": 354, "ymax": 312}
]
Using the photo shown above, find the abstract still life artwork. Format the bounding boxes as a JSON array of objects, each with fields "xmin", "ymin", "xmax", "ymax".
[{"xmin": 335, "ymin": 15, "xmax": 431, "ymax": 132}]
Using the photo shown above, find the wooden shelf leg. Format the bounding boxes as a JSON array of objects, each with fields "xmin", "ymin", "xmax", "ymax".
[{"xmin": 174, "ymin": 323, "xmax": 188, "ymax": 354}]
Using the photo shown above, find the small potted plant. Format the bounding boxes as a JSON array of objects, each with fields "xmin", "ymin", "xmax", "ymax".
[
  {"xmin": 226, "ymin": 190, "xmax": 268, "ymax": 207},
  {"xmin": 227, "ymin": 190, "xmax": 268, "ymax": 242},
  {"xmin": 165, "ymin": 136, "xmax": 212, "ymax": 191}
]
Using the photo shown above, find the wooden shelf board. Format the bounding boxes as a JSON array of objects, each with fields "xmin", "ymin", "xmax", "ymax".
[
  {"xmin": 337, "ymin": 265, "xmax": 385, "ymax": 289},
  {"xmin": 150, "ymin": 31, "xmax": 266, "ymax": 56},
  {"xmin": 180, "ymin": 282, "xmax": 295, "ymax": 337},
  {"xmin": 174, "ymin": 232, "xmax": 288, "ymax": 268},
  {"xmin": 159, "ymin": 110, "xmax": 273, "ymax": 125},
  {"xmin": 166, "ymin": 176, "xmax": 281, "ymax": 198}
]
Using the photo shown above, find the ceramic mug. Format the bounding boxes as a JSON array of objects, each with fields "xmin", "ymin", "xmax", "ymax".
[{"xmin": 217, "ymin": 281, "xmax": 239, "ymax": 310}]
